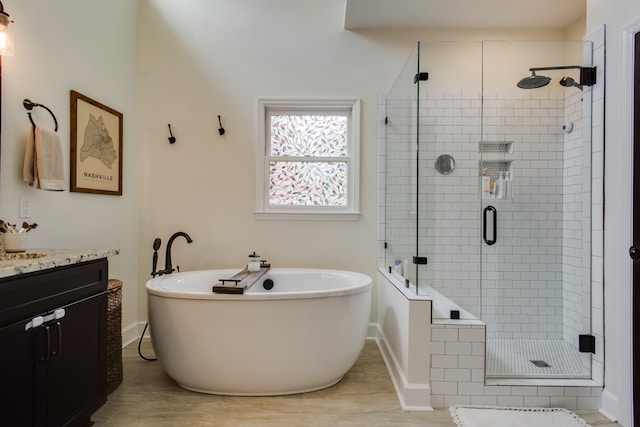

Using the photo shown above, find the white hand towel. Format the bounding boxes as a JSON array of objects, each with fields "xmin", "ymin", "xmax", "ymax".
[
  {"xmin": 23, "ymin": 126, "xmax": 65, "ymax": 191},
  {"xmin": 22, "ymin": 128, "xmax": 36, "ymax": 186}
]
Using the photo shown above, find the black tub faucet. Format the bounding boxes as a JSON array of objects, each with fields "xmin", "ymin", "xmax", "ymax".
[{"xmin": 152, "ymin": 231, "xmax": 193, "ymax": 276}]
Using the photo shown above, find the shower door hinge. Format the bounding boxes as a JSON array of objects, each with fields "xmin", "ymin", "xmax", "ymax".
[
  {"xmin": 384, "ymin": 242, "xmax": 388, "ymax": 249},
  {"xmin": 413, "ymin": 72, "xmax": 429, "ymax": 84},
  {"xmin": 578, "ymin": 334, "xmax": 596, "ymax": 354},
  {"xmin": 384, "ymin": 117, "xmax": 388, "ymax": 125},
  {"xmin": 580, "ymin": 67, "xmax": 597, "ymax": 87},
  {"xmin": 412, "ymin": 256, "xmax": 428, "ymax": 265}
]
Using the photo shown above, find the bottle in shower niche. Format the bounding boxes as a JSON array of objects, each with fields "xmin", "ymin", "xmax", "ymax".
[
  {"xmin": 506, "ymin": 172, "xmax": 513, "ymax": 199},
  {"xmin": 496, "ymin": 172, "xmax": 506, "ymax": 199},
  {"xmin": 481, "ymin": 168, "xmax": 491, "ymax": 198}
]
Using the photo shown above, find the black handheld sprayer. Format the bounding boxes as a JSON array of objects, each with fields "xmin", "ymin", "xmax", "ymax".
[
  {"xmin": 141, "ymin": 237, "xmax": 162, "ymax": 361},
  {"xmin": 151, "ymin": 238, "xmax": 161, "ymax": 277}
]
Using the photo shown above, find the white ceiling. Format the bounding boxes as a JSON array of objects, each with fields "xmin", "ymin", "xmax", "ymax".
[{"xmin": 344, "ymin": 0, "xmax": 587, "ymax": 30}]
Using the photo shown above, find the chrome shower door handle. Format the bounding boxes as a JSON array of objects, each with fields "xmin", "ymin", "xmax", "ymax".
[{"xmin": 483, "ymin": 205, "xmax": 497, "ymax": 246}]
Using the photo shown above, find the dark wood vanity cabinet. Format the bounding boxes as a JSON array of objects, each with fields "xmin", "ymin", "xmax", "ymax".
[{"xmin": 0, "ymin": 259, "xmax": 108, "ymax": 427}]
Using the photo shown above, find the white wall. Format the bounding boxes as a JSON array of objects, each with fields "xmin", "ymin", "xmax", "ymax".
[
  {"xmin": 0, "ymin": 1, "xmax": 140, "ymax": 333},
  {"xmin": 135, "ymin": 0, "xmax": 397, "ymax": 319},
  {"xmin": 587, "ymin": 1, "xmax": 640, "ymax": 425}
]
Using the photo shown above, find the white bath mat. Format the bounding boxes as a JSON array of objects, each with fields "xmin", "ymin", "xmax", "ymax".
[{"xmin": 449, "ymin": 405, "xmax": 591, "ymax": 427}]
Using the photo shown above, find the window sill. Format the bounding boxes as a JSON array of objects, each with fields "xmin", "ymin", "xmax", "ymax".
[{"xmin": 254, "ymin": 211, "xmax": 361, "ymax": 221}]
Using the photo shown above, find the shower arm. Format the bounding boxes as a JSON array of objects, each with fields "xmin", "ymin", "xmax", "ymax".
[
  {"xmin": 529, "ymin": 65, "xmax": 597, "ymax": 86},
  {"xmin": 529, "ymin": 65, "xmax": 582, "ymax": 72}
]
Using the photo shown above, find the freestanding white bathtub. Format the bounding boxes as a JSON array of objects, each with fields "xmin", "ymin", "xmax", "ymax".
[{"xmin": 146, "ymin": 268, "xmax": 372, "ymax": 395}]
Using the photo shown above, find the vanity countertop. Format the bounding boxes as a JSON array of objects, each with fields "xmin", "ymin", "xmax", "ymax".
[{"xmin": 0, "ymin": 248, "xmax": 120, "ymax": 279}]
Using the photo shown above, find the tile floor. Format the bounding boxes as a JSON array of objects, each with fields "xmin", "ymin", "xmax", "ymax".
[
  {"xmin": 486, "ymin": 338, "xmax": 590, "ymax": 378},
  {"xmin": 93, "ymin": 340, "xmax": 618, "ymax": 426}
]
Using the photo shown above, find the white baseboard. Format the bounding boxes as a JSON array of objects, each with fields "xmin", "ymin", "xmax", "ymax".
[
  {"xmin": 367, "ymin": 322, "xmax": 379, "ymax": 339},
  {"xmin": 122, "ymin": 321, "xmax": 149, "ymax": 347},
  {"xmin": 598, "ymin": 389, "xmax": 620, "ymax": 424},
  {"xmin": 369, "ymin": 323, "xmax": 433, "ymax": 411}
]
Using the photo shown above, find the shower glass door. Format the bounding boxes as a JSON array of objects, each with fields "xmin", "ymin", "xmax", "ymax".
[
  {"xmin": 415, "ymin": 41, "xmax": 483, "ymax": 308},
  {"xmin": 384, "ymin": 43, "xmax": 420, "ymax": 289},
  {"xmin": 481, "ymin": 40, "xmax": 593, "ymax": 379}
]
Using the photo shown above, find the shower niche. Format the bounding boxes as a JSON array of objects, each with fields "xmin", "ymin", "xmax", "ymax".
[
  {"xmin": 382, "ymin": 40, "xmax": 598, "ymax": 383},
  {"xmin": 479, "ymin": 142, "xmax": 514, "ymax": 199},
  {"xmin": 479, "ymin": 141, "xmax": 513, "ymax": 154}
]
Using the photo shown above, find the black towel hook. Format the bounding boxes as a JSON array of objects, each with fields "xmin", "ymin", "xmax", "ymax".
[
  {"xmin": 23, "ymin": 99, "xmax": 58, "ymax": 132},
  {"xmin": 168, "ymin": 124, "xmax": 176, "ymax": 144}
]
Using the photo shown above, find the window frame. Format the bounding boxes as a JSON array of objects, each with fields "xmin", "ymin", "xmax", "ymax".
[{"xmin": 256, "ymin": 97, "xmax": 361, "ymax": 221}]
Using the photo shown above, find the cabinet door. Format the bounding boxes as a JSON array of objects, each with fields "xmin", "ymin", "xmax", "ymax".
[
  {"xmin": 47, "ymin": 292, "xmax": 107, "ymax": 427},
  {"xmin": 0, "ymin": 318, "xmax": 38, "ymax": 426}
]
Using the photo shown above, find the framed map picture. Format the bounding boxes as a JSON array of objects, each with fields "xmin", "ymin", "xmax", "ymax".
[{"xmin": 70, "ymin": 90, "xmax": 123, "ymax": 195}]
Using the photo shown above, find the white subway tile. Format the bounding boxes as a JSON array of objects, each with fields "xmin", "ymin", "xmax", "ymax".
[
  {"xmin": 445, "ymin": 395, "xmax": 472, "ymax": 406},
  {"xmin": 431, "ymin": 355, "xmax": 459, "ymax": 369},
  {"xmin": 445, "ymin": 342, "xmax": 472, "ymax": 355},
  {"xmin": 430, "ymin": 368, "xmax": 445, "ymax": 382},
  {"xmin": 457, "ymin": 381, "xmax": 486, "ymax": 396},
  {"xmin": 577, "ymin": 396, "xmax": 601, "ymax": 410},
  {"xmin": 445, "ymin": 368, "xmax": 471, "ymax": 382},
  {"xmin": 470, "ymin": 395, "xmax": 498, "ymax": 406},
  {"xmin": 431, "ymin": 381, "xmax": 458, "ymax": 395},
  {"xmin": 484, "ymin": 386, "xmax": 513, "ymax": 396},
  {"xmin": 550, "ymin": 397, "xmax": 578, "ymax": 410},
  {"xmin": 524, "ymin": 396, "xmax": 551, "ymax": 407},
  {"xmin": 497, "ymin": 396, "xmax": 524, "ymax": 407}
]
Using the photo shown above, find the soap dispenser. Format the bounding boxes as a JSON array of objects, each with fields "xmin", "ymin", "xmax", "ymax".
[{"xmin": 248, "ymin": 251, "xmax": 261, "ymax": 272}]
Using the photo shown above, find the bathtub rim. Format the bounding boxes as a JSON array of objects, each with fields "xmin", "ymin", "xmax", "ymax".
[{"xmin": 146, "ymin": 267, "xmax": 372, "ymax": 301}]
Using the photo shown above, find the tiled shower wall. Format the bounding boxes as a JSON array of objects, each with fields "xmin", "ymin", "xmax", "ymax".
[
  {"xmin": 482, "ymin": 89, "xmax": 567, "ymax": 340},
  {"xmin": 429, "ymin": 321, "xmax": 602, "ymax": 409},
  {"xmin": 384, "ymin": 87, "xmax": 591, "ymax": 340}
]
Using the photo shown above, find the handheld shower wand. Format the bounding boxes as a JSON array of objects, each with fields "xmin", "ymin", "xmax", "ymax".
[
  {"xmin": 140, "ymin": 237, "xmax": 164, "ymax": 362},
  {"xmin": 151, "ymin": 238, "xmax": 162, "ymax": 277}
]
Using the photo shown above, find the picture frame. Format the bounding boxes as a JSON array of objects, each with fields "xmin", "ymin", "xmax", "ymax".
[{"xmin": 70, "ymin": 90, "xmax": 123, "ymax": 195}]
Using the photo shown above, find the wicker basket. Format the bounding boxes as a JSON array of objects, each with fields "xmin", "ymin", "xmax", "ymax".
[{"xmin": 106, "ymin": 279, "xmax": 123, "ymax": 394}]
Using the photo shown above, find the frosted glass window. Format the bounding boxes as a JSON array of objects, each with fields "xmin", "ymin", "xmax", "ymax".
[
  {"xmin": 256, "ymin": 98, "xmax": 360, "ymax": 220},
  {"xmin": 268, "ymin": 161, "xmax": 347, "ymax": 206},
  {"xmin": 270, "ymin": 115, "xmax": 348, "ymax": 157}
]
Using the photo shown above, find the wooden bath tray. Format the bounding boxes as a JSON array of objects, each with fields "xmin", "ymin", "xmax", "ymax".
[{"xmin": 212, "ymin": 264, "xmax": 271, "ymax": 294}]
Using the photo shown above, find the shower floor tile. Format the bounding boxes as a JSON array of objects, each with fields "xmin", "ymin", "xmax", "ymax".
[{"xmin": 486, "ymin": 338, "xmax": 591, "ymax": 379}]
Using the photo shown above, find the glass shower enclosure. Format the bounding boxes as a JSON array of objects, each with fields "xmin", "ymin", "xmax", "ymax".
[{"xmin": 383, "ymin": 40, "xmax": 594, "ymax": 380}]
